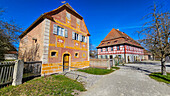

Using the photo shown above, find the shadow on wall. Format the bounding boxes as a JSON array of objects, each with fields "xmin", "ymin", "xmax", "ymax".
[{"xmin": 19, "ymin": 43, "xmax": 40, "ymax": 61}]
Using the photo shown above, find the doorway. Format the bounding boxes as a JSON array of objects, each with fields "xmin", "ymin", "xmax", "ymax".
[
  {"xmin": 110, "ymin": 55, "xmax": 113, "ymax": 59},
  {"xmin": 63, "ymin": 54, "xmax": 70, "ymax": 71},
  {"xmin": 128, "ymin": 56, "xmax": 130, "ymax": 62}
]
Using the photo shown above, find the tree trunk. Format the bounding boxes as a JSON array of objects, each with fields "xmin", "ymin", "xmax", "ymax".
[{"xmin": 161, "ymin": 59, "xmax": 167, "ymax": 75}]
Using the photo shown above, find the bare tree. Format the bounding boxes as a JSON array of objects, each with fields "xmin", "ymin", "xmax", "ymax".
[
  {"xmin": 89, "ymin": 39, "xmax": 97, "ymax": 59},
  {"xmin": 0, "ymin": 9, "xmax": 22, "ymax": 60},
  {"xmin": 138, "ymin": 4, "xmax": 170, "ymax": 75}
]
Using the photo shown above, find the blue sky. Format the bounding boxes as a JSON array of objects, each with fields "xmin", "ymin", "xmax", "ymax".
[{"xmin": 1, "ymin": 0, "xmax": 170, "ymax": 48}]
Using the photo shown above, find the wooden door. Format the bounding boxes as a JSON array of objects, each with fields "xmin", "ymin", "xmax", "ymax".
[{"xmin": 63, "ymin": 54, "xmax": 69, "ymax": 71}]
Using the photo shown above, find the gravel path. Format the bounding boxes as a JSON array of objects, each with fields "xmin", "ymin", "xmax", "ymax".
[
  {"xmin": 80, "ymin": 61, "xmax": 170, "ymax": 96},
  {"xmin": 62, "ymin": 71, "xmax": 104, "ymax": 89}
]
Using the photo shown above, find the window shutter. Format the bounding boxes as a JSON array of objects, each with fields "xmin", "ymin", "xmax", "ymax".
[
  {"xmin": 76, "ymin": 34, "xmax": 79, "ymax": 40},
  {"xmin": 65, "ymin": 29, "xmax": 68, "ymax": 38},
  {"xmin": 78, "ymin": 34, "xmax": 82, "ymax": 41},
  {"xmin": 72, "ymin": 32, "xmax": 75, "ymax": 39},
  {"xmin": 53, "ymin": 24, "xmax": 57, "ymax": 34},
  {"xmin": 85, "ymin": 37, "xmax": 87, "ymax": 43}
]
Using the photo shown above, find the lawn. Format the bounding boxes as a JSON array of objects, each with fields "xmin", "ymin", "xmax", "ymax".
[
  {"xmin": 0, "ymin": 75, "xmax": 86, "ymax": 96},
  {"xmin": 149, "ymin": 72, "xmax": 170, "ymax": 84},
  {"xmin": 77, "ymin": 67, "xmax": 120, "ymax": 75}
]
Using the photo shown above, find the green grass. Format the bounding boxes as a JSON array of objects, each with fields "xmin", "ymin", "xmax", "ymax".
[
  {"xmin": 149, "ymin": 72, "xmax": 170, "ymax": 84},
  {"xmin": 0, "ymin": 75, "xmax": 86, "ymax": 96},
  {"xmin": 77, "ymin": 67, "xmax": 119, "ymax": 75}
]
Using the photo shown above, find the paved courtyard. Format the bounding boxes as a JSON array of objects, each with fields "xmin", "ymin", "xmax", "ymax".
[{"xmin": 80, "ymin": 61, "xmax": 170, "ymax": 96}]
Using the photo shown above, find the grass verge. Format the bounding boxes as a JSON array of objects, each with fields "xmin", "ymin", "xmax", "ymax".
[
  {"xmin": 77, "ymin": 67, "xmax": 120, "ymax": 75},
  {"xmin": 149, "ymin": 72, "xmax": 170, "ymax": 84},
  {"xmin": 111, "ymin": 66, "xmax": 120, "ymax": 70},
  {"xmin": 0, "ymin": 75, "xmax": 86, "ymax": 96}
]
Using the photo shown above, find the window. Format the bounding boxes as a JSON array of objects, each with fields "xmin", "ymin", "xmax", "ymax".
[
  {"xmin": 51, "ymin": 52, "xmax": 56, "ymax": 57},
  {"xmin": 77, "ymin": 19, "xmax": 80, "ymax": 25},
  {"xmin": 82, "ymin": 35, "xmax": 86, "ymax": 42},
  {"xmin": 101, "ymin": 55, "xmax": 103, "ymax": 59},
  {"xmin": 101, "ymin": 48, "xmax": 103, "ymax": 52},
  {"xmin": 75, "ymin": 33, "xmax": 79, "ymax": 40},
  {"xmin": 111, "ymin": 47, "xmax": 113, "ymax": 51},
  {"xmin": 57, "ymin": 26, "xmax": 64, "ymax": 36},
  {"xmin": 53, "ymin": 24, "xmax": 65, "ymax": 37},
  {"xmin": 105, "ymin": 55, "xmax": 107, "ymax": 59},
  {"xmin": 106, "ymin": 48, "xmax": 108, "ymax": 51},
  {"xmin": 117, "ymin": 46, "xmax": 120, "ymax": 50},
  {"xmin": 66, "ymin": 12, "xmax": 71, "ymax": 20},
  {"xmin": 50, "ymin": 50, "xmax": 58, "ymax": 58},
  {"xmin": 72, "ymin": 32, "xmax": 79, "ymax": 41},
  {"xmin": 75, "ymin": 52, "xmax": 79, "ymax": 58},
  {"xmin": 118, "ymin": 55, "xmax": 121, "ymax": 58}
]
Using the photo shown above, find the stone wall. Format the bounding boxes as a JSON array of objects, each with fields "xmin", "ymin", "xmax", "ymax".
[{"xmin": 90, "ymin": 59, "xmax": 110, "ymax": 69}]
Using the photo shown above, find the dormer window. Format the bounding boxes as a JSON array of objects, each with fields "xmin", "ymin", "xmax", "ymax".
[
  {"xmin": 107, "ymin": 42, "xmax": 110, "ymax": 44},
  {"xmin": 114, "ymin": 40, "xmax": 118, "ymax": 43}
]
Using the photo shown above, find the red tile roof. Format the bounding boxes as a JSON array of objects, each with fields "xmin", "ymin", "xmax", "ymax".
[{"xmin": 97, "ymin": 28, "xmax": 143, "ymax": 48}]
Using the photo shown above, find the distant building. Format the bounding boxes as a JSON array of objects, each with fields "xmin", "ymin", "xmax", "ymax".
[
  {"xmin": 19, "ymin": 3, "xmax": 90, "ymax": 75},
  {"xmin": 0, "ymin": 43, "xmax": 18, "ymax": 61},
  {"xmin": 97, "ymin": 28, "xmax": 144, "ymax": 63},
  {"xmin": 4, "ymin": 51, "xmax": 18, "ymax": 60},
  {"xmin": 144, "ymin": 49, "xmax": 152, "ymax": 60}
]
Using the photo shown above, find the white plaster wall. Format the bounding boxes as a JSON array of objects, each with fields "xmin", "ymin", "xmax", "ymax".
[{"xmin": 126, "ymin": 54, "xmax": 144, "ymax": 62}]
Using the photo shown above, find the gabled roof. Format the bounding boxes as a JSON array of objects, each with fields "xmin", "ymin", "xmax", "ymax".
[
  {"xmin": 19, "ymin": 3, "xmax": 90, "ymax": 38},
  {"xmin": 97, "ymin": 28, "xmax": 143, "ymax": 48},
  {"xmin": 102, "ymin": 28, "xmax": 124, "ymax": 41},
  {"xmin": 44, "ymin": 3, "xmax": 83, "ymax": 19}
]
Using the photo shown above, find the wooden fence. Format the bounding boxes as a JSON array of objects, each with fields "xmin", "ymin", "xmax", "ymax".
[
  {"xmin": 0, "ymin": 61, "xmax": 15, "ymax": 86},
  {"xmin": 0, "ymin": 60, "xmax": 42, "ymax": 87},
  {"xmin": 23, "ymin": 61, "xmax": 42, "ymax": 78}
]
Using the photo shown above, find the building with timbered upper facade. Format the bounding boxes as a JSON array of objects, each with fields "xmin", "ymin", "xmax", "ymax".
[
  {"xmin": 19, "ymin": 3, "xmax": 90, "ymax": 75},
  {"xmin": 97, "ymin": 28, "xmax": 144, "ymax": 63}
]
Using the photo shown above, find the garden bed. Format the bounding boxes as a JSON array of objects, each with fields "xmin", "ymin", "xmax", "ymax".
[{"xmin": 77, "ymin": 67, "xmax": 120, "ymax": 75}]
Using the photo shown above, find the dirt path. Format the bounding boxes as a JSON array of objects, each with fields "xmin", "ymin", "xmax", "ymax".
[{"xmin": 81, "ymin": 62, "xmax": 170, "ymax": 96}]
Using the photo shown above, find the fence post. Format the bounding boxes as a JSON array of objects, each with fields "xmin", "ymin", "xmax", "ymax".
[
  {"xmin": 107, "ymin": 59, "xmax": 111, "ymax": 69},
  {"xmin": 12, "ymin": 60, "xmax": 24, "ymax": 86}
]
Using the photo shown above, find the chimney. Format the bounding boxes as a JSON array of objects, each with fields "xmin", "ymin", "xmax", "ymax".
[{"xmin": 117, "ymin": 29, "xmax": 119, "ymax": 31}]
